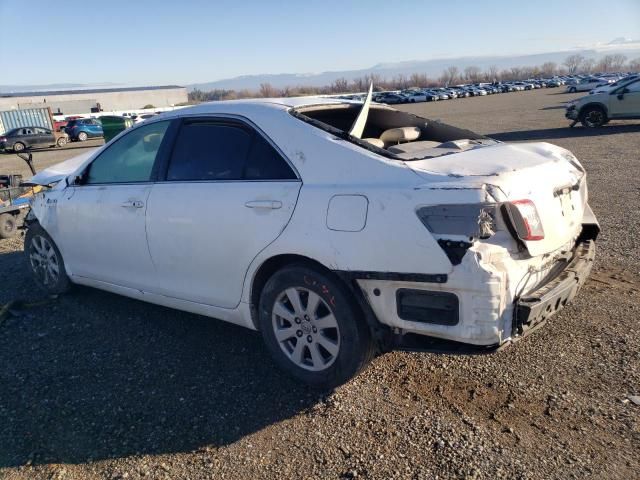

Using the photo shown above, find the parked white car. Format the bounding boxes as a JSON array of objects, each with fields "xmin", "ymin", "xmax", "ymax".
[
  {"xmin": 25, "ymin": 97, "xmax": 598, "ymax": 388},
  {"xmin": 566, "ymin": 76, "xmax": 640, "ymax": 127},
  {"xmin": 565, "ymin": 77, "xmax": 608, "ymax": 93},
  {"xmin": 589, "ymin": 74, "xmax": 639, "ymax": 95}
]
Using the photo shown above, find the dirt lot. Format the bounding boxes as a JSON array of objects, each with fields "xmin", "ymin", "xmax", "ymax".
[{"xmin": 1, "ymin": 89, "xmax": 639, "ymax": 479}]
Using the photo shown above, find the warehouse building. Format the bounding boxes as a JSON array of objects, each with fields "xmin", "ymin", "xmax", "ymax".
[{"xmin": 0, "ymin": 85, "xmax": 188, "ymax": 115}]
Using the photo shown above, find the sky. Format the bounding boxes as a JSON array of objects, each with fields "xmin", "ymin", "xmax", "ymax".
[{"xmin": 1, "ymin": 0, "xmax": 639, "ymax": 86}]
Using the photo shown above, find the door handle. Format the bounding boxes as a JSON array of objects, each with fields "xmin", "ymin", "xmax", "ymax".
[
  {"xmin": 244, "ymin": 200, "xmax": 282, "ymax": 210},
  {"xmin": 121, "ymin": 200, "xmax": 144, "ymax": 208}
]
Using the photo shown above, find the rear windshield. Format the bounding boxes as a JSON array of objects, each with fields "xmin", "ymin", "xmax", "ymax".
[{"xmin": 291, "ymin": 103, "xmax": 496, "ymax": 160}]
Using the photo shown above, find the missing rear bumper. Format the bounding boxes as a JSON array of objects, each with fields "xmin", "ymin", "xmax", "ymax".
[{"xmin": 513, "ymin": 240, "xmax": 595, "ymax": 337}]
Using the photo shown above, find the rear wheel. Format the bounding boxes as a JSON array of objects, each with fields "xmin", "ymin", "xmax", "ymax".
[
  {"xmin": 13, "ymin": 142, "xmax": 25, "ymax": 152},
  {"xmin": 25, "ymin": 223, "xmax": 71, "ymax": 294},
  {"xmin": 0, "ymin": 213, "xmax": 17, "ymax": 239},
  {"xmin": 77, "ymin": 131, "xmax": 88, "ymax": 142},
  {"xmin": 258, "ymin": 264, "xmax": 375, "ymax": 389},
  {"xmin": 569, "ymin": 87, "xmax": 577, "ymax": 93},
  {"xmin": 580, "ymin": 106, "xmax": 608, "ymax": 128}
]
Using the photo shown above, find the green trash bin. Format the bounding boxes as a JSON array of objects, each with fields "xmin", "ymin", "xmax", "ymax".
[{"xmin": 99, "ymin": 116, "xmax": 134, "ymax": 143}]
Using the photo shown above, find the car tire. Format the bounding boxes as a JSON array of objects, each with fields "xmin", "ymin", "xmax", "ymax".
[
  {"xmin": 77, "ymin": 131, "xmax": 88, "ymax": 142},
  {"xmin": 0, "ymin": 213, "xmax": 17, "ymax": 239},
  {"xmin": 569, "ymin": 87, "xmax": 577, "ymax": 93},
  {"xmin": 24, "ymin": 222, "xmax": 71, "ymax": 295},
  {"xmin": 13, "ymin": 142, "xmax": 25, "ymax": 152},
  {"xmin": 56, "ymin": 136, "xmax": 67, "ymax": 147},
  {"xmin": 258, "ymin": 263, "xmax": 375, "ymax": 389},
  {"xmin": 580, "ymin": 106, "xmax": 608, "ymax": 128}
]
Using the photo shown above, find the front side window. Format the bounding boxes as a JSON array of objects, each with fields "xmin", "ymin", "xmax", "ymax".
[{"xmin": 85, "ymin": 121, "xmax": 169, "ymax": 184}]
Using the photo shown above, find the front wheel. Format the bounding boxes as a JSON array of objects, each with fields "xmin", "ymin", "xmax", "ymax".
[
  {"xmin": 77, "ymin": 131, "xmax": 88, "ymax": 142},
  {"xmin": 569, "ymin": 87, "xmax": 577, "ymax": 93},
  {"xmin": 25, "ymin": 223, "xmax": 71, "ymax": 294},
  {"xmin": 580, "ymin": 106, "xmax": 608, "ymax": 128},
  {"xmin": 258, "ymin": 264, "xmax": 375, "ymax": 389},
  {"xmin": 56, "ymin": 136, "xmax": 67, "ymax": 147}
]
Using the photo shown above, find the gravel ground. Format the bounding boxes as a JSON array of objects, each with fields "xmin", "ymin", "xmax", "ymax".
[{"xmin": 1, "ymin": 89, "xmax": 638, "ymax": 479}]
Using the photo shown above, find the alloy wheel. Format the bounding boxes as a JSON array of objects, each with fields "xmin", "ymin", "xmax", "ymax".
[
  {"xmin": 29, "ymin": 235, "xmax": 60, "ymax": 286},
  {"xmin": 271, "ymin": 287, "xmax": 340, "ymax": 371},
  {"xmin": 584, "ymin": 110, "xmax": 604, "ymax": 127}
]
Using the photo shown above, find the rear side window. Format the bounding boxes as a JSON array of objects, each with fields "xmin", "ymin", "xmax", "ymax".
[
  {"xmin": 245, "ymin": 135, "xmax": 296, "ymax": 180},
  {"xmin": 166, "ymin": 120, "xmax": 296, "ymax": 181}
]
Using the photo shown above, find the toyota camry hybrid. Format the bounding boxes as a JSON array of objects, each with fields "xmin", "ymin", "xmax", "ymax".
[{"xmin": 24, "ymin": 94, "xmax": 599, "ymax": 388}]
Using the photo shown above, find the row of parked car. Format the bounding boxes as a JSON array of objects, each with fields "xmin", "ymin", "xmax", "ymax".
[
  {"xmin": 0, "ymin": 110, "xmax": 170, "ymax": 153},
  {"xmin": 339, "ymin": 72, "xmax": 635, "ymax": 104}
]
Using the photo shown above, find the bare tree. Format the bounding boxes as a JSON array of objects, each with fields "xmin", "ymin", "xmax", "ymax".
[
  {"xmin": 610, "ymin": 54, "xmax": 628, "ymax": 71},
  {"xmin": 510, "ymin": 67, "xmax": 524, "ymax": 80},
  {"xmin": 564, "ymin": 54, "xmax": 586, "ymax": 74},
  {"xmin": 540, "ymin": 62, "xmax": 557, "ymax": 76},
  {"xmin": 259, "ymin": 83, "xmax": 278, "ymax": 97},
  {"xmin": 331, "ymin": 77, "xmax": 349, "ymax": 93},
  {"xmin": 464, "ymin": 66, "xmax": 482, "ymax": 83},
  {"xmin": 595, "ymin": 54, "xmax": 627, "ymax": 72},
  {"xmin": 581, "ymin": 58, "xmax": 595, "ymax": 73},
  {"xmin": 629, "ymin": 58, "xmax": 640, "ymax": 71},
  {"xmin": 409, "ymin": 72, "xmax": 428, "ymax": 87},
  {"xmin": 486, "ymin": 65, "xmax": 500, "ymax": 82},
  {"xmin": 442, "ymin": 66, "xmax": 459, "ymax": 86},
  {"xmin": 394, "ymin": 74, "xmax": 409, "ymax": 90}
]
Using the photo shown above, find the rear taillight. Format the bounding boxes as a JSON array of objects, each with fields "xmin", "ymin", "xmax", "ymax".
[{"xmin": 504, "ymin": 200, "xmax": 545, "ymax": 241}]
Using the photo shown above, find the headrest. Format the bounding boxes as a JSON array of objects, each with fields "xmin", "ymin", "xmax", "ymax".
[
  {"xmin": 362, "ymin": 138, "xmax": 385, "ymax": 148},
  {"xmin": 380, "ymin": 126, "xmax": 421, "ymax": 144}
]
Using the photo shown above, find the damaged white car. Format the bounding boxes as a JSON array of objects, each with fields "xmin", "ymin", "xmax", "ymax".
[{"xmin": 25, "ymin": 93, "xmax": 598, "ymax": 388}]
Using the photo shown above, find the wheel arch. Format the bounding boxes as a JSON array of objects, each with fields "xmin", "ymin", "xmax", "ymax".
[
  {"xmin": 248, "ymin": 253, "xmax": 385, "ymax": 345},
  {"xmin": 249, "ymin": 254, "xmax": 335, "ymax": 329},
  {"xmin": 578, "ymin": 102, "xmax": 609, "ymax": 117}
]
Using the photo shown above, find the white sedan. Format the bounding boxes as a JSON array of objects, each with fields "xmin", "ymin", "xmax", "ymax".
[{"xmin": 25, "ymin": 96, "xmax": 598, "ymax": 388}]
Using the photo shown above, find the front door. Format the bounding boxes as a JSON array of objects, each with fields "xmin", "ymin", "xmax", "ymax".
[
  {"xmin": 145, "ymin": 117, "xmax": 301, "ymax": 308},
  {"xmin": 55, "ymin": 120, "xmax": 172, "ymax": 289},
  {"xmin": 610, "ymin": 79, "xmax": 640, "ymax": 117}
]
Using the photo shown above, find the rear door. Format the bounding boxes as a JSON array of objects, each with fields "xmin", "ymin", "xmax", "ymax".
[{"xmin": 145, "ymin": 117, "xmax": 301, "ymax": 308}]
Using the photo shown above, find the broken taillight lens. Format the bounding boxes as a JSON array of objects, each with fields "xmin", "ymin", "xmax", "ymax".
[{"xmin": 504, "ymin": 200, "xmax": 545, "ymax": 241}]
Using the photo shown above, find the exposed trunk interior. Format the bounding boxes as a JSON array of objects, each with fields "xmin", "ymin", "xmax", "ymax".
[{"xmin": 292, "ymin": 104, "xmax": 497, "ymax": 160}]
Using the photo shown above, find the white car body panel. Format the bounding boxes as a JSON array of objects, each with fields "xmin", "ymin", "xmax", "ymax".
[
  {"xmin": 28, "ymin": 97, "xmax": 597, "ymax": 346},
  {"xmin": 145, "ymin": 180, "xmax": 301, "ymax": 308}
]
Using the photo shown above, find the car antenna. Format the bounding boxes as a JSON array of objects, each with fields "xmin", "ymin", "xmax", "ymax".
[{"xmin": 348, "ymin": 82, "xmax": 373, "ymax": 139}]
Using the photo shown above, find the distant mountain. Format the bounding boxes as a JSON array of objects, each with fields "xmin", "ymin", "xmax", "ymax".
[{"xmin": 188, "ymin": 43, "xmax": 640, "ymax": 92}]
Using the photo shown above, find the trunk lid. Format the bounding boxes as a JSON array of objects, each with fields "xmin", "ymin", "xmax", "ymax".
[{"xmin": 407, "ymin": 142, "xmax": 587, "ymax": 256}]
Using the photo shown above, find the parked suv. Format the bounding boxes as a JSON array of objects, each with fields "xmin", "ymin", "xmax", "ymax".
[
  {"xmin": 566, "ymin": 77, "xmax": 640, "ymax": 127},
  {"xmin": 65, "ymin": 118, "xmax": 104, "ymax": 141}
]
